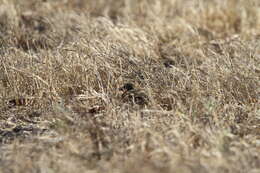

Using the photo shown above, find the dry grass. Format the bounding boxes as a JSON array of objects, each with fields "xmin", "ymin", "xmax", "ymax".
[{"xmin": 0, "ymin": 0, "xmax": 259, "ymax": 172}]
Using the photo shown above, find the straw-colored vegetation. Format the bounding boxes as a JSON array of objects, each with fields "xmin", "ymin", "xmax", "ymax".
[{"xmin": 0, "ymin": 0, "xmax": 259, "ymax": 172}]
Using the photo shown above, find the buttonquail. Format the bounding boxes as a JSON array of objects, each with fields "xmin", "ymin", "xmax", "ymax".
[{"xmin": 119, "ymin": 83, "xmax": 149, "ymax": 106}]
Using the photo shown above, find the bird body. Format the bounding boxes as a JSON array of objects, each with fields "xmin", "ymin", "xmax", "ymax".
[{"xmin": 119, "ymin": 83, "xmax": 149, "ymax": 106}]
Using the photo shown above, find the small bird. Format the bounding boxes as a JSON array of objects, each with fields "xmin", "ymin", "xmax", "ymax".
[
  {"xmin": 119, "ymin": 83, "xmax": 149, "ymax": 106},
  {"xmin": 163, "ymin": 58, "xmax": 175, "ymax": 68}
]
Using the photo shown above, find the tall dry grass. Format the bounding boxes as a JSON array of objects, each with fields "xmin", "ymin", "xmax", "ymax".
[{"xmin": 0, "ymin": 0, "xmax": 259, "ymax": 172}]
